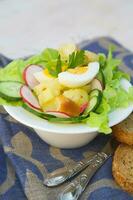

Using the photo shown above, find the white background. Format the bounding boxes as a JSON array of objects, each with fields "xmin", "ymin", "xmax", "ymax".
[{"xmin": 0, "ymin": 0, "xmax": 133, "ymax": 58}]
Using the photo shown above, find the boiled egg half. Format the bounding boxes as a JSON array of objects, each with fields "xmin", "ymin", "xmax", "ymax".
[{"xmin": 58, "ymin": 62, "xmax": 99, "ymax": 88}]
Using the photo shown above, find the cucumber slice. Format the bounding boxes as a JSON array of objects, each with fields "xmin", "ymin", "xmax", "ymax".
[
  {"xmin": 48, "ymin": 115, "xmax": 86, "ymax": 123},
  {"xmin": 22, "ymin": 103, "xmax": 56, "ymax": 119},
  {"xmin": 90, "ymin": 89, "xmax": 102, "ymax": 101},
  {"xmin": 84, "ymin": 89, "xmax": 102, "ymax": 114},
  {"xmin": 84, "ymin": 97, "xmax": 98, "ymax": 114},
  {"xmin": 89, "ymin": 89, "xmax": 100, "ymax": 98},
  {"xmin": 96, "ymin": 70, "xmax": 105, "ymax": 88},
  {"xmin": 90, "ymin": 89, "xmax": 102, "ymax": 102},
  {"xmin": 0, "ymin": 81, "xmax": 23, "ymax": 101},
  {"xmin": 23, "ymin": 103, "xmax": 84, "ymax": 123}
]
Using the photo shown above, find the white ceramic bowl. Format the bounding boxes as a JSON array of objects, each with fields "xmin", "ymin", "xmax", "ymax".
[{"xmin": 4, "ymin": 79, "xmax": 133, "ymax": 149}]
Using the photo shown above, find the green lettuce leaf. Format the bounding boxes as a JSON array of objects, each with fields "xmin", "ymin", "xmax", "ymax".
[
  {"xmin": 113, "ymin": 69, "xmax": 130, "ymax": 81},
  {"xmin": 0, "ymin": 60, "xmax": 25, "ymax": 82},
  {"xmin": 101, "ymin": 47, "xmax": 132, "ymax": 111},
  {"xmin": 86, "ymin": 112, "xmax": 111, "ymax": 134},
  {"xmin": 86, "ymin": 96, "xmax": 111, "ymax": 134},
  {"xmin": 86, "ymin": 48, "xmax": 132, "ymax": 134},
  {"xmin": 103, "ymin": 81, "xmax": 132, "ymax": 111},
  {"xmin": 19, "ymin": 54, "xmax": 46, "ymax": 78},
  {"xmin": 0, "ymin": 52, "xmax": 47, "ymax": 84},
  {"xmin": 98, "ymin": 53, "xmax": 106, "ymax": 68},
  {"xmin": 128, "ymin": 87, "xmax": 133, "ymax": 102},
  {"xmin": 103, "ymin": 48, "xmax": 121, "ymax": 83},
  {"xmin": 96, "ymin": 97, "xmax": 111, "ymax": 114},
  {"xmin": 25, "ymin": 54, "xmax": 45, "ymax": 66}
]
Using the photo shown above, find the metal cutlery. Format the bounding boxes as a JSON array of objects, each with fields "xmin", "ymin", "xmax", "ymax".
[
  {"xmin": 44, "ymin": 152, "xmax": 97, "ymax": 187},
  {"xmin": 58, "ymin": 138, "xmax": 118, "ymax": 200}
]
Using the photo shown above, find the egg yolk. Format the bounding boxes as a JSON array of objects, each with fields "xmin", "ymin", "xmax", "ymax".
[
  {"xmin": 68, "ymin": 67, "xmax": 88, "ymax": 74},
  {"xmin": 43, "ymin": 68, "xmax": 53, "ymax": 78},
  {"xmin": 62, "ymin": 65, "xmax": 68, "ymax": 71}
]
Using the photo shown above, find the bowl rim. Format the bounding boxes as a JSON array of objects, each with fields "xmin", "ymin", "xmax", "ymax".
[{"xmin": 4, "ymin": 79, "xmax": 133, "ymax": 135}]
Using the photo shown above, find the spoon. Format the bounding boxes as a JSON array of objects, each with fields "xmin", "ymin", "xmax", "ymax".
[
  {"xmin": 44, "ymin": 153, "xmax": 98, "ymax": 187},
  {"xmin": 58, "ymin": 138, "xmax": 118, "ymax": 200}
]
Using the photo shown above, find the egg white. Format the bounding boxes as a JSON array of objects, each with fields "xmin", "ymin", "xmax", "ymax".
[{"xmin": 58, "ymin": 62, "xmax": 100, "ymax": 88}]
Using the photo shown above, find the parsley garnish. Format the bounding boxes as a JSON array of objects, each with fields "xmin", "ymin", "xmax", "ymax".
[
  {"xmin": 68, "ymin": 50, "xmax": 85, "ymax": 68},
  {"xmin": 42, "ymin": 48, "xmax": 85, "ymax": 76},
  {"xmin": 42, "ymin": 48, "xmax": 62, "ymax": 77},
  {"xmin": 55, "ymin": 55, "xmax": 62, "ymax": 75}
]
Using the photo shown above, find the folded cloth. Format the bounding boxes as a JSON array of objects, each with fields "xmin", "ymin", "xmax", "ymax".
[{"xmin": 0, "ymin": 37, "xmax": 133, "ymax": 200}]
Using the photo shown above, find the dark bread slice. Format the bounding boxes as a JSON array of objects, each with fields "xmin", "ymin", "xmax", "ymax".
[
  {"xmin": 112, "ymin": 113, "xmax": 133, "ymax": 145},
  {"xmin": 112, "ymin": 144, "xmax": 133, "ymax": 193}
]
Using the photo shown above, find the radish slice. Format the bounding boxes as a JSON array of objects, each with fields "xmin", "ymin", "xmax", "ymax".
[
  {"xmin": 80, "ymin": 102, "xmax": 88, "ymax": 113},
  {"xmin": 23, "ymin": 65, "xmax": 43, "ymax": 89},
  {"xmin": 20, "ymin": 85, "xmax": 41, "ymax": 110},
  {"xmin": 91, "ymin": 78, "xmax": 103, "ymax": 91},
  {"xmin": 45, "ymin": 111, "xmax": 70, "ymax": 118}
]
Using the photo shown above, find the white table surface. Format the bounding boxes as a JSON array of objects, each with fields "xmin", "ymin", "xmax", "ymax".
[{"xmin": 0, "ymin": 0, "xmax": 133, "ymax": 58}]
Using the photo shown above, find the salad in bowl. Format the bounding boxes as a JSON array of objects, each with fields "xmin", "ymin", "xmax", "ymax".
[{"xmin": 0, "ymin": 44, "xmax": 133, "ymax": 148}]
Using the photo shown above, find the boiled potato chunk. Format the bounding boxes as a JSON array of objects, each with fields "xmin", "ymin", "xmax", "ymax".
[
  {"xmin": 57, "ymin": 95, "xmax": 80, "ymax": 116},
  {"xmin": 81, "ymin": 84, "xmax": 91, "ymax": 93},
  {"xmin": 38, "ymin": 88, "xmax": 55, "ymax": 107},
  {"xmin": 42, "ymin": 98, "xmax": 59, "ymax": 112},
  {"xmin": 63, "ymin": 88, "xmax": 89, "ymax": 106},
  {"xmin": 42, "ymin": 95, "xmax": 80, "ymax": 117},
  {"xmin": 33, "ymin": 83, "xmax": 46, "ymax": 96},
  {"xmin": 42, "ymin": 79, "xmax": 64, "ymax": 95},
  {"xmin": 48, "ymin": 79, "xmax": 64, "ymax": 96},
  {"xmin": 58, "ymin": 43, "xmax": 77, "ymax": 60},
  {"xmin": 38, "ymin": 82, "xmax": 63, "ymax": 108},
  {"xmin": 34, "ymin": 79, "xmax": 63, "ymax": 98}
]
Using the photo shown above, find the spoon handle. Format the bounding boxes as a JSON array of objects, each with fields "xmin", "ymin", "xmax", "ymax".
[
  {"xmin": 58, "ymin": 152, "xmax": 109, "ymax": 200},
  {"xmin": 44, "ymin": 153, "xmax": 99, "ymax": 187},
  {"xmin": 66, "ymin": 154, "xmax": 97, "ymax": 178}
]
